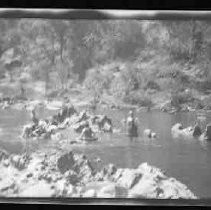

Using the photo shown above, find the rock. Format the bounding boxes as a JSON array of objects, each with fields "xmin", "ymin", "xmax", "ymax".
[
  {"xmin": 2, "ymin": 159, "xmax": 10, "ymax": 167},
  {"xmin": 157, "ymin": 178, "xmax": 196, "ymax": 199},
  {"xmin": 102, "ymin": 164, "xmax": 117, "ymax": 178},
  {"xmin": 128, "ymin": 176, "xmax": 159, "ymax": 198},
  {"xmin": 93, "ymin": 157, "xmax": 102, "ymax": 163},
  {"xmin": 160, "ymin": 101, "xmax": 172, "ymax": 112},
  {"xmin": 57, "ymin": 151, "xmax": 75, "ymax": 173},
  {"xmin": 0, "ymin": 150, "xmax": 196, "ymax": 198},
  {"xmin": 94, "ymin": 115, "xmax": 113, "ymax": 133},
  {"xmin": 151, "ymin": 132, "xmax": 157, "ymax": 138},
  {"xmin": 26, "ymin": 173, "xmax": 33, "ymax": 178},
  {"xmin": 171, "ymin": 123, "xmax": 194, "ymax": 138},
  {"xmin": 65, "ymin": 185, "xmax": 74, "ymax": 196},
  {"xmin": 51, "ymin": 132, "xmax": 63, "ymax": 141},
  {"xmin": 143, "ymin": 129, "xmax": 157, "ymax": 138},
  {"xmin": 76, "ymin": 111, "xmax": 89, "ymax": 124},
  {"xmin": 53, "ymin": 179, "xmax": 69, "ymax": 195},
  {"xmin": 94, "ymin": 164, "xmax": 117, "ymax": 181},
  {"xmin": 116, "ymin": 169, "xmax": 143, "ymax": 189},
  {"xmin": 38, "ymin": 172, "xmax": 53, "ymax": 183},
  {"xmin": 64, "ymin": 170, "xmax": 79, "ymax": 185},
  {"xmin": 126, "ymin": 163, "xmax": 197, "ymax": 199},
  {"xmin": 97, "ymin": 183, "xmax": 116, "ymax": 198},
  {"xmin": 0, "ymin": 179, "xmax": 17, "ymax": 193},
  {"xmin": 72, "ymin": 121, "xmax": 87, "ymax": 133},
  {"xmin": 0, "ymin": 149, "xmax": 9, "ymax": 161},
  {"xmin": 19, "ymin": 181, "xmax": 55, "ymax": 197},
  {"xmin": 204, "ymin": 123, "xmax": 211, "ymax": 141},
  {"xmin": 143, "ymin": 129, "xmax": 151, "ymax": 137},
  {"xmin": 10, "ymin": 155, "xmax": 29, "ymax": 170},
  {"xmin": 83, "ymin": 189, "xmax": 96, "ymax": 197}
]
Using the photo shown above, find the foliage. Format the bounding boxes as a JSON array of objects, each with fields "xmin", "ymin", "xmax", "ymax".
[
  {"xmin": 170, "ymin": 90, "xmax": 195, "ymax": 108},
  {"xmin": 0, "ymin": 19, "xmax": 211, "ymax": 106},
  {"xmin": 123, "ymin": 90, "xmax": 153, "ymax": 107},
  {"xmin": 84, "ymin": 67, "xmax": 113, "ymax": 97}
]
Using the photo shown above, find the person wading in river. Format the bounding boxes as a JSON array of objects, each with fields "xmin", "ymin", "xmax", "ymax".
[
  {"xmin": 79, "ymin": 121, "xmax": 96, "ymax": 142},
  {"xmin": 23, "ymin": 106, "xmax": 39, "ymax": 155},
  {"xmin": 193, "ymin": 120, "xmax": 202, "ymax": 137},
  {"xmin": 126, "ymin": 110, "xmax": 138, "ymax": 141},
  {"xmin": 30, "ymin": 106, "xmax": 39, "ymax": 126}
]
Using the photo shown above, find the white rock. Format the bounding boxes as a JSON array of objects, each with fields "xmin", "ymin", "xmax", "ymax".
[
  {"xmin": 116, "ymin": 169, "xmax": 142, "ymax": 189},
  {"xmin": 97, "ymin": 183, "xmax": 116, "ymax": 198},
  {"xmin": 128, "ymin": 177, "xmax": 158, "ymax": 198},
  {"xmin": 19, "ymin": 181, "xmax": 55, "ymax": 197},
  {"xmin": 83, "ymin": 189, "xmax": 96, "ymax": 197}
]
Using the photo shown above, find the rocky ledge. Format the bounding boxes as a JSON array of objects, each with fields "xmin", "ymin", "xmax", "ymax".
[{"xmin": 0, "ymin": 149, "xmax": 197, "ymax": 199}]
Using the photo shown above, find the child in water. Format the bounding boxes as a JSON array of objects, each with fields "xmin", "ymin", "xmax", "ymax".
[{"xmin": 126, "ymin": 110, "xmax": 139, "ymax": 140}]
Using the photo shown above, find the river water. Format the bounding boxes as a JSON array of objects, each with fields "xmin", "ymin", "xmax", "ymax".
[{"xmin": 0, "ymin": 107, "xmax": 211, "ymax": 198}]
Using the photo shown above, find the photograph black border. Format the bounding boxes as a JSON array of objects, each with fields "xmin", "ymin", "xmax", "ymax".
[{"xmin": 0, "ymin": 6, "xmax": 210, "ymax": 207}]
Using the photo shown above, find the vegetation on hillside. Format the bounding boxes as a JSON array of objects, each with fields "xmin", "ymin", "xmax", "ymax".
[{"xmin": 0, "ymin": 19, "xmax": 211, "ymax": 109}]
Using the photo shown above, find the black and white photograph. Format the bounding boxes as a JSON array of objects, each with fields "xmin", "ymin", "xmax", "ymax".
[{"xmin": 0, "ymin": 9, "xmax": 210, "ymax": 201}]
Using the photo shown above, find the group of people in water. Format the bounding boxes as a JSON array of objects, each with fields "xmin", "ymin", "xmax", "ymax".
[
  {"xmin": 22, "ymin": 97, "xmax": 141, "ymax": 142},
  {"xmin": 22, "ymin": 98, "xmax": 77, "ymax": 139},
  {"xmin": 23, "ymin": 95, "xmax": 211, "ymax": 144}
]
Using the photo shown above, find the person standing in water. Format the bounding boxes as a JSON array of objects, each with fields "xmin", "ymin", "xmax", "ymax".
[
  {"xmin": 20, "ymin": 83, "xmax": 25, "ymax": 98},
  {"xmin": 79, "ymin": 121, "xmax": 96, "ymax": 142},
  {"xmin": 126, "ymin": 110, "xmax": 138, "ymax": 140},
  {"xmin": 30, "ymin": 106, "xmax": 39, "ymax": 126},
  {"xmin": 193, "ymin": 119, "xmax": 202, "ymax": 137}
]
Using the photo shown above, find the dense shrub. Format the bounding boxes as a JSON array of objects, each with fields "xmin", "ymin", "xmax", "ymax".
[
  {"xmin": 84, "ymin": 68, "xmax": 113, "ymax": 96},
  {"xmin": 171, "ymin": 90, "xmax": 195, "ymax": 107},
  {"xmin": 123, "ymin": 91, "xmax": 153, "ymax": 107},
  {"xmin": 143, "ymin": 80, "xmax": 160, "ymax": 91}
]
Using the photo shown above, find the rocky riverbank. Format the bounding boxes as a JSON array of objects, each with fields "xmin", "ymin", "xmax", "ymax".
[
  {"xmin": 0, "ymin": 149, "xmax": 197, "ymax": 199},
  {"xmin": 0, "ymin": 85, "xmax": 211, "ymax": 118},
  {"xmin": 0, "ymin": 83, "xmax": 210, "ymax": 116}
]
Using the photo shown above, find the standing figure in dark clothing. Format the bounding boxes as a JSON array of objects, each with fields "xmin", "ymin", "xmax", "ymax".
[
  {"xmin": 20, "ymin": 83, "xmax": 25, "ymax": 98},
  {"xmin": 126, "ymin": 110, "xmax": 138, "ymax": 140},
  {"xmin": 193, "ymin": 120, "xmax": 202, "ymax": 137}
]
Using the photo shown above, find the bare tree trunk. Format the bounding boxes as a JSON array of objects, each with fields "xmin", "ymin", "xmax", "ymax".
[
  {"xmin": 60, "ymin": 36, "xmax": 64, "ymax": 62},
  {"xmin": 51, "ymin": 34, "xmax": 55, "ymax": 65}
]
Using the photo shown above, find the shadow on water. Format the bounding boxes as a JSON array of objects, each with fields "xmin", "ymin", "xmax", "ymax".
[{"xmin": 1, "ymin": 107, "xmax": 211, "ymax": 197}]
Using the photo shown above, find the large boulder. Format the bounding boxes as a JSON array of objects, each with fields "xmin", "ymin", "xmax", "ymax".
[
  {"xmin": 76, "ymin": 111, "xmax": 89, "ymax": 124},
  {"xmin": 72, "ymin": 121, "xmax": 88, "ymax": 133},
  {"xmin": 127, "ymin": 163, "xmax": 196, "ymax": 199},
  {"xmin": 19, "ymin": 181, "xmax": 55, "ymax": 197},
  {"xmin": 0, "ymin": 150, "xmax": 9, "ymax": 161},
  {"xmin": 128, "ymin": 175, "xmax": 159, "ymax": 198},
  {"xmin": 10, "ymin": 154, "xmax": 31, "ymax": 170},
  {"xmin": 204, "ymin": 123, "xmax": 211, "ymax": 141},
  {"xmin": 115, "ymin": 169, "xmax": 143, "ymax": 189},
  {"xmin": 96, "ymin": 182, "xmax": 116, "ymax": 198},
  {"xmin": 171, "ymin": 123, "xmax": 193, "ymax": 138},
  {"xmin": 160, "ymin": 100, "xmax": 172, "ymax": 112},
  {"xmin": 57, "ymin": 151, "xmax": 75, "ymax": 174}
]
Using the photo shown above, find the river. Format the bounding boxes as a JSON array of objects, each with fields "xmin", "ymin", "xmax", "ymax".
[{"xmin": 0, "ymin": 106, "xmax": 211, "ymax": 198}]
